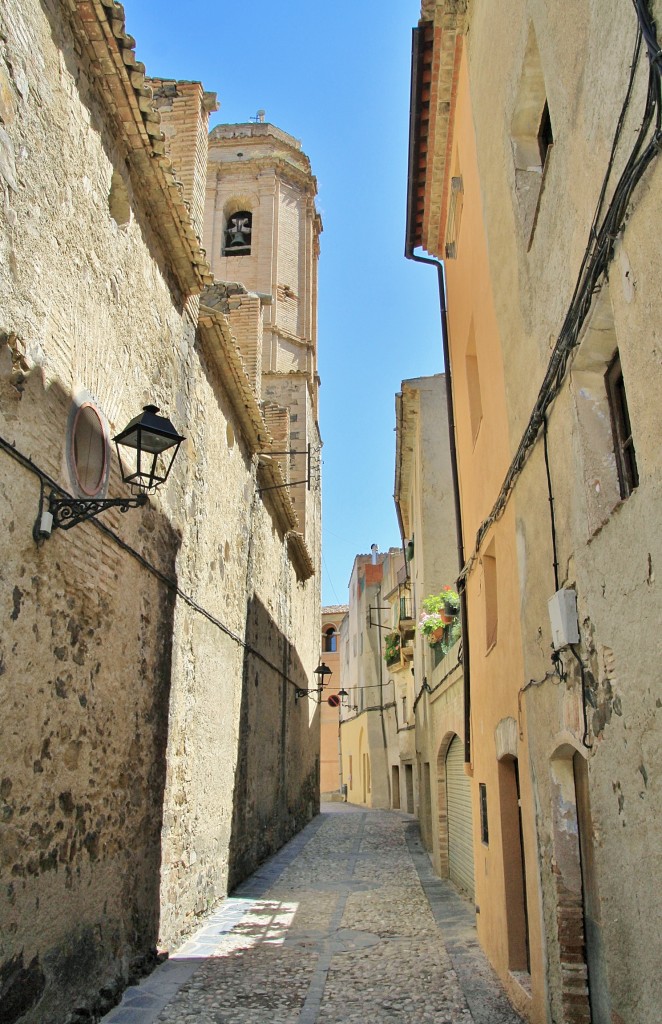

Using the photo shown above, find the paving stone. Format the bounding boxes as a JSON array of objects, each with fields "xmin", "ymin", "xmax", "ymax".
[{"xmin": 102, "ymin": 806, "xmax": 523, "ymax": 1023}]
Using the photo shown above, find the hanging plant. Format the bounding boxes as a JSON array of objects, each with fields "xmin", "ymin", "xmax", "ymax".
[
  {"xmin": 418, "ymin": 587, "xmax": 461, "ymax": 655},
  {"xmin": 384, "ymin": 631, "xmax": 401, "ymax": 665}
]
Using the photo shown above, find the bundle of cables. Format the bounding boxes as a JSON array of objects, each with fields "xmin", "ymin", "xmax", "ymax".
[{"xmin": 460, "ymin": 0, "xmax": 662, "ymax": 583}]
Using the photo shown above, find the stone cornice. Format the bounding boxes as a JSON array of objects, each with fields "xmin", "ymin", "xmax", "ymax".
[
  {"xmin": 66, "ymin": 0, "xmax": 212, "ymax": 294},
  {"xmin": 210, "ymin": 156, "xmax": 318, "ymax": 198}
]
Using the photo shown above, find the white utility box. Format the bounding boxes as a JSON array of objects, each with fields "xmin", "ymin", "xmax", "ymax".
[{"xmin": 548, "ymin": 588, "xmax": 580, "ymax": 650}]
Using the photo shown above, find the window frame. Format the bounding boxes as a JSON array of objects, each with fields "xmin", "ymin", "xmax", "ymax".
[
  {"xmin": 605, "ymin": 351, "xmax": 639, "ymax": 500},
  {"xmin": 479, "ymin": 782, "xmax": 489, "ymax": 845}
]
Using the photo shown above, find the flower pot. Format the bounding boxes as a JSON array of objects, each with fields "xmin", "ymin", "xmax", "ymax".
[
  {"xmin": 431, "ymin": 625, "xmax": 445, "ymax": 642},
  {"xmin": 439, "ymin": 610, "xmax": 453, "ymax": 625}
]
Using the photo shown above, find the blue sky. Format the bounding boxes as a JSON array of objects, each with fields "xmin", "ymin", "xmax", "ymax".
[{"xmin": 123, "ymin": 0, "xmax": 443, "ymax": 605}]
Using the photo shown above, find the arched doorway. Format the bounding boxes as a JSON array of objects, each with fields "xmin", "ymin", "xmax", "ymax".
[{"xmin": 445, "ymin": 734, "xmax": 475, "ymax": 898}]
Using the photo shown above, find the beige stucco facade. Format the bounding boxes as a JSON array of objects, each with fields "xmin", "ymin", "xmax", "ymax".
[
  {"xmin": 393, "ymin": 376, "xmax": 471, "ymax": 886},
  {"xmin": 408, "ymin": 2, "xmax": 662, "ymax": 1023},
  {"xmin": 339, "ymin": 550, "xmax": 404, "ymax": 810},
  {"xmin": 0, "ymin": 3, "xmax": 322, "ymax": 1020}
]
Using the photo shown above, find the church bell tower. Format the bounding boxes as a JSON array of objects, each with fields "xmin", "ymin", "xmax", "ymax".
[{"xmin": 204, "ymin": 118, "xmax": 322, "ymax": 540}]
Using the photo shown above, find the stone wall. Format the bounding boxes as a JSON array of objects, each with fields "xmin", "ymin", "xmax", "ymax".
[{"xmin": 0, "ymin": 1, "xmax": 321, "ymax": 1020}]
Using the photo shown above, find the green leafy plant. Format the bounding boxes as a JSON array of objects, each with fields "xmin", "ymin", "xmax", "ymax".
[
  {"xmin": 418, "ymin": 587, "xmax": 461, "ymax": 656},
  {"xmin": 384, "ymin": 631, "xmax": 401, "ymax": 665}
]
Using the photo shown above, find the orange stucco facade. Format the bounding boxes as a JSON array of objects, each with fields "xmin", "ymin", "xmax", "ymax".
[
  {"xmin": 417, "ymin": 32, "xmax": 545, "ymax": 1022},
  {"xmin": 319, "ymin": 607, "xmax": 346, "ymax": 796}
]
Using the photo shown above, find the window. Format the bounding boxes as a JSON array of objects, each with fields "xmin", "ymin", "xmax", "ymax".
[
  {"xmin": 71, "ymin": 403, "xmax": 107, "ymax": 497},
  {"xmin": 479, "ymin": 783, "xmax": 489, "ymax": 845},
  {"xmin": 511, "ymin": 24, "xmax": 553, "ymax": 245},
  {"xmin": 605, "ymin": 351, "xmax": 638, "ymax": 499},
  {"xmin": 484, "ymin": 539, "xmax": 498, "ymax": 651},
  {"xmin": 444, "ymin": 174, "xmax": 464, "ymax": 259},
  {"xmin": 223, "ymin": 210, "xmax": 252, "ymax": 255},
  {"xmin": 538, "ymin": 101, "xmax": 553, "ymax": 166},
  {"xmin": 466, "ymin": 320, "xmax": 483, "ymax": 443},
  {"xmin": 323, "ymin": 625, "xmax": 337, "ymax": 652},
  {"xmin": 571, "ymin": 284, "xmax": 630, "ymax": 534}
]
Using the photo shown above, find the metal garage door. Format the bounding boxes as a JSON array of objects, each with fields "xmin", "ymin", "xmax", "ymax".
[{"xmin": 445, "ymin": 734, "xmax": 475, "ymax": 898}]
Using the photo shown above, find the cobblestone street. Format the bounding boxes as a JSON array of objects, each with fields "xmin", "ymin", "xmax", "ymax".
[{"xmin": 103, "ymin": 805, "xmax": 523, "ymax": 1024}]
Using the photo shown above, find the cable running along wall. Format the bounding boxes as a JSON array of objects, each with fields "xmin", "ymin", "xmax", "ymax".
[
  {"xmin": 458, "ymin": 0, "xmax": 662, "ymax": 584},
  {"xmin": 0, "ymin": 431, "xmax": 305, "ymax": 692}
]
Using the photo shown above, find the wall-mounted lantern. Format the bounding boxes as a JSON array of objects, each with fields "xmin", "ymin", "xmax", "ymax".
[
  {"xmin": 295, "ymin": 661, "xmax": 332, "ymax": 702},
  {"xmin": 37, "ymin": 405, "xmax": 185, "ymax": 537}
]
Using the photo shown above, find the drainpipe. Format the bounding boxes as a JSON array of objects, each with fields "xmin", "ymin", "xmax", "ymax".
[
  {"xmin": 404, "ymin": 250, "xmax": 471, "ymax": 765},
  {"xmin": 405, "ymin": 24, "xmax": 471, "ymax": 765}
]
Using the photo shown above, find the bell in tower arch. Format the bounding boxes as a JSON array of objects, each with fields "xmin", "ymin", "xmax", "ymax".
[{"xmin": 223, "ymin": 211, "xmax": 252, "ymax": 255}]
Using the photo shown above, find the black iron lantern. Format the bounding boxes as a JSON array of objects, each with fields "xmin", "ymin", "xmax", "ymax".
[
  {"xmin": 113, "ymin": 404, "xmax": 185, "ymax": 493},
  {"xmin": 295, "ymin": 661, "xmax": 333, "ymax": 702},
  {"xmin": 313, "ymin": 662, "xmax": 333, "ymax": 684},
  {"xmin": 37, "ymin": 403, "xmax": 185, "ymax": 537}
]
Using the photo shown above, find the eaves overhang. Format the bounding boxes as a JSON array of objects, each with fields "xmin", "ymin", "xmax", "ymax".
[
  {"xmin": 405, "ymin": 4, "xmax": 467, "ymax": 258},
  {"xmin": 68, "ymin": 0, "xmax": 213, "ymax": 295},
  {"xmin": 287, "ymin": 531, "xmax": 315, "ymax": 582},
  {"xmin": 256, "ymin": 456, "xmax": 299, "ymax": 534},
  {"xmin": 198, "ymin": 302, "xmax": 271, "ymax": 455},
  {"xmin": 405, "ymin": 21, "xmax": 435, "ymax": 255},
  {"xmin": 255, "ymin": 458, "xmax": 314, "ymax": 580}
]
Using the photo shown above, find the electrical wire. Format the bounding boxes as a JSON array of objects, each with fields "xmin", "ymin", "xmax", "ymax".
[
  {"xmin": 569, "ymin": 645, "xmax": 594, "ymax": 749},
  {"xmin": 1, "ymin": 431, "xmax": 306, "ymax": 691},
  {"xmin": 543, "ymin": 415, "xmax": 560, "ymax": 593},
  {"xmin": 458, "ymin": 2, "xmax": 662, "ymax": 586}
]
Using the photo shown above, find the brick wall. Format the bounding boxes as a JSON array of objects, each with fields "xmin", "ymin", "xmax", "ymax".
[{"xmin": 150, "ymin": 80, "xmax": 217, "ymax": 241}]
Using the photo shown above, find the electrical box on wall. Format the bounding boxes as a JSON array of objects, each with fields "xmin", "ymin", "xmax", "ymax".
[{"xmin": 548, "ymin": 588, "xmax": 580, "ymax": 650}]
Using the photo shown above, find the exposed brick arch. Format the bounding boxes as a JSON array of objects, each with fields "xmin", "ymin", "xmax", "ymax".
[{"xmin": 435, "ymin": 730, "xmax": 460, "ymax": 878}]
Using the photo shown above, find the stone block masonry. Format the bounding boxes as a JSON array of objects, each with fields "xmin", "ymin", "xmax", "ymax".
[
  {"xmin": 0, "ymin": 0, "xmax": 321, "ymax": 1020},
  {"xmin": 102, "ymin": 807, "xmax": 524, "ymax": 1024}
]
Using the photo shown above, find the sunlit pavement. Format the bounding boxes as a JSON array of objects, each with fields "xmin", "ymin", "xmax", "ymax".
[{"xmin": 102, "ymin": 804, "xmax": 523, "ymax": 1023}]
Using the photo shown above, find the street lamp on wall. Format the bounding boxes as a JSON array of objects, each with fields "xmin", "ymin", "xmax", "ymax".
[
  {"xmin": 295, "ymin": 661, "xmax": 332, "ymax": 702},
  {"xmin": 37, "ymin": 405, "xmax": 185, "ymax": 537}
]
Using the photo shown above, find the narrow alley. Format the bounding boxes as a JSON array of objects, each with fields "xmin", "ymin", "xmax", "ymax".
[{"xmin": 103, "ymin": 806, "xmax": 522, "ymax": 1024}]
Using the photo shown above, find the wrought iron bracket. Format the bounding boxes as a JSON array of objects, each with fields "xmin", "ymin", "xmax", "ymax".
[
  {"xmin": 258, "ymin": 444, "xmax": 313, "ymax": 494},
  {"xmin": 41, "ymin": 490, "xmax": 148, "ymax": 534},
  {"xmin": 368, "ymin": 604, "xmax": 393, "ymax": 630},
  {"xmin": 294, "ymin": 686, "xmax": 323, "ymax": 702}
]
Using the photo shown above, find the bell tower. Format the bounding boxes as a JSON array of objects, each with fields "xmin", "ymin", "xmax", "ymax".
[{"xmin": 204, "ymin": 119, "xmax": 322, "ymax": 538}]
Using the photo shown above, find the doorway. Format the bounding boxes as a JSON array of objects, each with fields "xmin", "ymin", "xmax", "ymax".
[
  {"xmin": 445, "ymin": 735, "xmax": 474, "ymax": 898},
  {"xmin": 392, "ymin": 765, "xmax": 401, "ymax": 809},
  {"xmin": 404, "ymin": 763, "xmax": 414, "ymax": 813},
  {"xmin": 498, "ymin": 756, "xmax": 530, "ymax": 973}
]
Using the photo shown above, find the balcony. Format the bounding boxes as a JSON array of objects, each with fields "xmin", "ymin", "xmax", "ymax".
[
  {"xmin": 398, "ymin": 593, "xmax": 416, "ymax": 639},
  {"xmin": 400, "ymin": 639, "xmax": 414, "ymax": 665}
]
